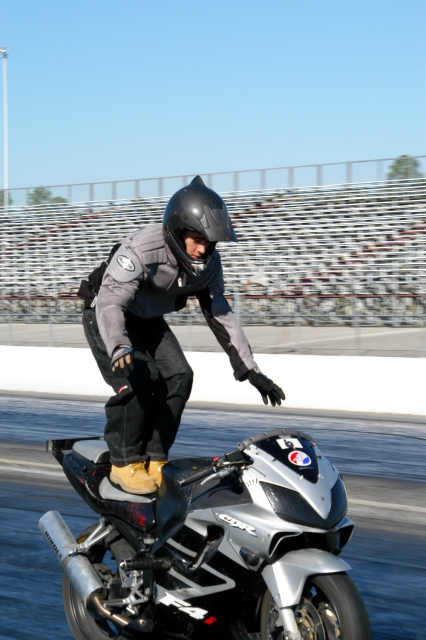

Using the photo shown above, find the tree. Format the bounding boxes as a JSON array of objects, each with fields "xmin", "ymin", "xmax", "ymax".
[
  {"xmin": 27, "ymin": 187, "xmax": 52, "ymax": 204},
  {"xmin": 27, "ymin": 187, "xmax": 67, "ymax": 205},
  {"xmin": 386, "ymin": 155, "xmax": 424, "ymax": 180},
  {"xmin": 0, "ymin": 190, "xmax": 13, "ymax": 206}
]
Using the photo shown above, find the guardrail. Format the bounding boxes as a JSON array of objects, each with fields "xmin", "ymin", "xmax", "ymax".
[{"xmin": 2, "ymin": 345, "xmax": 426, "ymax": 413}]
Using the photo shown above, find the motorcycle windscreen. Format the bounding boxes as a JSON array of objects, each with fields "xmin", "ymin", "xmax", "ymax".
[{"xmin": 256, "ymin": 435, "xmax": 319, "ymax": 483}]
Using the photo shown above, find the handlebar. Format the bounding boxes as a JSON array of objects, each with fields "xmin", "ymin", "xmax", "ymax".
[
  {"xmin": 177, "ymin": 450, "xmax": 253, "ymax": 488},
  {"xmin": 178, "ymin": 458, "xmax": 250, "ymax": 487},
  {"xmin": 199, "ymin": 466, "xmax": 238, "ymax": 486},
  {"xmin": 178, "ymin": 466, "xmax": 217, "ymax": 487}
]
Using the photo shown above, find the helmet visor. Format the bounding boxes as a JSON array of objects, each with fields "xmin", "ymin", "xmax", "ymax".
[{"xmin": 191, "ymin": 204, "xmax": 237, "ymax": 242}]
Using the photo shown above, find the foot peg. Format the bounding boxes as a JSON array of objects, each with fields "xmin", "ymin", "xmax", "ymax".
[{"xmin": 120, "ymin": 556, "xmax": 172, "ymax": 571}]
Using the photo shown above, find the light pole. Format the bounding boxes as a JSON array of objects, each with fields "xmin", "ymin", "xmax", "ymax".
[{"xmin": 0, "ymin": 47, "xmax": 8, "ymax": 211}]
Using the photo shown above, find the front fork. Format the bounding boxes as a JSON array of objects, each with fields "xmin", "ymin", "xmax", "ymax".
[
  {"xmin": 278, "ymin": 609, "xmax": 302, "ymax": 640},
  {"xmin": 262, "ymin": 548, "xmax": 351, "ymax": 639}
]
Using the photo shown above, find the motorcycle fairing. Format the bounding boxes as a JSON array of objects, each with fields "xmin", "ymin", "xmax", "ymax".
[
  {"xmin": 261, "ymin": 476, "xmax": 348, "ymax": 530},
  {"xmin": 257, "ymin": 435, "xmax": 320, "ymax": 483},
  {"xmin": 61, "ymin": 451, "xmax": 155, "ymax": 532},
  {"xmin": 262, "ymin": 548, "xmax": 351, "ymax": 608},
  {"xmin": 154, "ymin": 536, "xmax": 265, "ymax": 635},
  {"xmin": 152, "ymin": 510, "xmax": 267, "ymax": 633},
  {"xmin": 155, "ymin": 457, "xmax": 252, "ymax": 538},
  {"xmin": 164, "ymin": 521, "xmax": 224, "ymax": 572},
  {"xmin": 242, "ymin": 441, "xmax": 340, "ymax": 520}
]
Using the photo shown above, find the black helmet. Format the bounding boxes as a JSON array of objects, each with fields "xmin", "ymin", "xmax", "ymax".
[{"xmin": 163, "ymin": 175, "xmax": 238, "ymax": 277}]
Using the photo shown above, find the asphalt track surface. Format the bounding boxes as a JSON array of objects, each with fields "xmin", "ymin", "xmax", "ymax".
[{"xmin": 0, "ymin": 394, "xmax": 425, "ymax": 640}]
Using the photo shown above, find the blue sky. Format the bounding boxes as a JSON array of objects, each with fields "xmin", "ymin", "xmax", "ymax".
[{"xmin": 1, "ymin": 0, "xmax": 425, "ymax": 192}]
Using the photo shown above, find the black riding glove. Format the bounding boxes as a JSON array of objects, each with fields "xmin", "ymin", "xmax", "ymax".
[
  {"xmin": 111, "ymin": 346, "xmax": 150, "ymax": 378},
  {"xmin": 247, "ymin": 366, "xmax": 285, "ymax": 406}
]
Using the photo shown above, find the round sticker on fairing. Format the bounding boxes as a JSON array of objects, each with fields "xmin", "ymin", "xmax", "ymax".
[
  {"xmin": 288, "ymin": 450, "xmax": 312, "ymax": 467},
  {"xmin": 117, "ymin": 255, "xmax": 135, "ymax": 272}
]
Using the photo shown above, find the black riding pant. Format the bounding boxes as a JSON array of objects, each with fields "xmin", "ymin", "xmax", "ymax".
[{"xmin": 83, "ymin": 308, "xmax": 193, "ymax": 466}]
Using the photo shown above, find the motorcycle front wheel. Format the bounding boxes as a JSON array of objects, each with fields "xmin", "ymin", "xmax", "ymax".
[{"xmin": 260, "ymin": 572, "xmax": 371, "ymax": 640}]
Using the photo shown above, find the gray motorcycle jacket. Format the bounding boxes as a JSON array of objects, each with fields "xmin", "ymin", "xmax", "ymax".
[{"xmin": 95, "ymin": 224, "xmax": 257, "ymax": 380}]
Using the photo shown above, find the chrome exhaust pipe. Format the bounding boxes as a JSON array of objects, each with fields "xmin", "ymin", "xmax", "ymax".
[
  {"xmin": 91, "ymin": 595, "xmax": 131, "ymax": 628},
  {"xmin": 38, "ymin": 510, "xmax": 115, "ymax": 614}
]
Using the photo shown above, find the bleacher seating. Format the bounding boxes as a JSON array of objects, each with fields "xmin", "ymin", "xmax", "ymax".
[{"xmin": 0, "ymin": 178, "xmax": 425, "ymax": 326}]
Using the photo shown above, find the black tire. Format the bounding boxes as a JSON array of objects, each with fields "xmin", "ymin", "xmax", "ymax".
[
  {"xmin": 62, "ymin": 524, "xmax": 131, "ymax": 640},
  {"xmin": 260, "ymin": 572, "xmax": 371, "ymax": 640}
]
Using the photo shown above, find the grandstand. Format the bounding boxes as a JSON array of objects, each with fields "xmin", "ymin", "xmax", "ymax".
[{"xmin": 0, "ymin": 178, "xmax": 425, "ymax": 327}]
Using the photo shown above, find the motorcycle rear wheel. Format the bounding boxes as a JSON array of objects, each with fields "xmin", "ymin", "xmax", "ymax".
[
  {"xmin": 62, "ymin": 523, "xmax": 132, "ymax": 640},
  {"xmin": 260, "ymin": 572, "xmax": 371, "ymax": 640}
]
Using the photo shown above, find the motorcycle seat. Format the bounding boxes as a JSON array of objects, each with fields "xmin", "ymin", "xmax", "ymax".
[
  {"xmin": 72, "ymin": 440, "xmax": 156, "ymax": 505},
  {"xmin": 99, "ymin": 477, "xmax": 155, "ymax": 504},
  {"xmin": 72, "ymin": 439, "xmax": 110, "ymax": 463}
]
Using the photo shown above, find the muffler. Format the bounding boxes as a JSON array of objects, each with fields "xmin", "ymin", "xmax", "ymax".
[{"xmin": 38, "ymin": 510, "xmax": 109, "ymax": 610}]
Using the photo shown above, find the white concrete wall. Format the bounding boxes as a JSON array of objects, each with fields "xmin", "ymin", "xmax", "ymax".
[{"xmin": 2, "ymin": 345, "xmax": 426, "ymax": 415}]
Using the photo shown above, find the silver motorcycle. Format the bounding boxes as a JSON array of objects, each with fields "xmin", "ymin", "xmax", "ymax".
[{"xmin": 39, "ymin": 427, "xmax": 371, "ymax": 639}]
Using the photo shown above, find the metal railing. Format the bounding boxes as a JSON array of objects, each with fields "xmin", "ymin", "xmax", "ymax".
[
  {"xmin": 1, "ymin": 294, "xmax": 426, "ymax": 356},
  {"xmin": 0, "ymin": 292, "xmax": 425, "ymax": 326},
  {"xmin": 2, "ymin": 154, "xmax": 425, "ymax": 207}
]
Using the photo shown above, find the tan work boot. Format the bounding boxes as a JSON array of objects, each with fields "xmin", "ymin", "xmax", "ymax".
[
  {"xmin": 147, "ymin": 460, "xmax": 167, "ymax": 487},
  {"xmin": 110, "ymin": 462, "xmax": 157, "ymax": 495}
]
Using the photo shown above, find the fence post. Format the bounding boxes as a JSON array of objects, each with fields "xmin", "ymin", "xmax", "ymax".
[
  {"xmin": 233, "ymin": 171, "xmax": 239, "ymax": 192},
  {"xmin": 89, "ymin": 183, "xmax": 94, "ymax": 202},
  {"xmin": 352, "ymin": 293, "xmax": 361, "ymax": 355},
  {"xmin": 186, "ymin": 314, "xmax": 192, "ymax": 352},
  {"xmin": 423, "ymin": 313, "xmax": 426, "ymax": 358},
  {"xmin": 234, "ymin": 290, "xmax": 241, "ymax": 324},
  {"xmin": 288, "ymin": 166, "xmax": 294, "ymax": 189},
  {"xmin": 294, "ymin": 298, "xmax": 301, "ymax": 353},
  {"xmin": 346, "ymin": 162, "xmax": 352, "ymax": 184},
  {"xmin": 158, "ymin": 178, "xmax": 163, "ymax": 198},
  {"xmin": 260, "ymin": 169, "xmax": 266, "ymax": 191},
  {"xmin": 48, "ymin": 315, "xmax": 53, "ymax": 347}
]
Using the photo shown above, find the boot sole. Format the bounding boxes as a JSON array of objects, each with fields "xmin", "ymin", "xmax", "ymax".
[{"xmin": 110, "ymin": 473, "xmax": 157, "ymax": 495}]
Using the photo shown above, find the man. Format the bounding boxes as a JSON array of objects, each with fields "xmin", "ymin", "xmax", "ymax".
[{"xmin": 79, "ymin": 176, "xmax": 284, "ymax": 495}]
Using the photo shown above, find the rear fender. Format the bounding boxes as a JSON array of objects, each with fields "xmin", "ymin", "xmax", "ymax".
[{"xmin": 262, "ymin": 548, "xmax": 351, "ymax": 608}]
